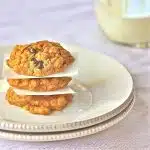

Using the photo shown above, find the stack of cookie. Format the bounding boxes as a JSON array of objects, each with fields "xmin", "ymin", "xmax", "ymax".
[{"xmin": 5, "ymin": 40, "xmax": 76, "ymax": 115}]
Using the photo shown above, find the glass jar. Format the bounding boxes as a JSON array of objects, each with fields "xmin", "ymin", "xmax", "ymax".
[{"xmin": 94, "ymin": 0, "xmax": 150, "ymax": 48}]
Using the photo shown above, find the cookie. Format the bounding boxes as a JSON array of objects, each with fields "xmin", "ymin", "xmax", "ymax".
[
  {"xmin": 7, "ymin": 40, "xmax": 75, "ymax": 76},
  {"xmin": 6, "ymin": 88, "xmax": 72, "ymax": 115},
  {"xmin": 8, "ymin": 77, "xmax": 72, "ymax": 91}
]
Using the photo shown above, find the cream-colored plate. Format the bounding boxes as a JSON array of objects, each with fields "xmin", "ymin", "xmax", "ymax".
[
  {"xmin": 0, "ymin": 43, "xmax": 133, "ymax": 132},
  {"xmin": 0, "ymin": 97, "xmax": 135, "ymax": 142}
]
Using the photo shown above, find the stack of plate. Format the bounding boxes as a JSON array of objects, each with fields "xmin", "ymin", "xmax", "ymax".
[{"xmin": 0, "ymin": 44, "xmax": 134, "ymax": 142}]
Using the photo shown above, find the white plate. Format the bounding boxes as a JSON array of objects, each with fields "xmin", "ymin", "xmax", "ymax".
[
  {"xmin": 0, "ymin": 43, "xmax": 133, "ymax": 132},
  {"xmin": 0, "ymin": 97, "xmax": 135, "ymax": 142}
]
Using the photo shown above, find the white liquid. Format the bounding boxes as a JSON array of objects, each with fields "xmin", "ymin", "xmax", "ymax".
[{"xmin": 94, "ymin": 0, "xmax": 150, "ymax": 44}]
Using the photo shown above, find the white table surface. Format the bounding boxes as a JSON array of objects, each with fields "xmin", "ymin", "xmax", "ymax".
[{"xmin": 0, "ymin": 0, "xmax": 149, "ymax": 149}]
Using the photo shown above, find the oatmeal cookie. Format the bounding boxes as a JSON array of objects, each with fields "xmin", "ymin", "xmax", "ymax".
[
  {"xmin": 6, "ymin": 88, "xmax": 72, "ymax": 115},
  {"xmin": 8, "ymin": 77, "xmax": 72, "ymax": 91},
  {"xmin": 7, "ymin": 40, "xmax": 75, "ymax": 76}
]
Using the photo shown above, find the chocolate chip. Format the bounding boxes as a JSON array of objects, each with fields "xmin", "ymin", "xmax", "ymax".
[
  {"xmin": 37, "ymin": 61, "xmax": 44, "ymax": 69},
  {"xmin": 29, "ymin": 48, "xmax": 37, "ymax": 54},
  {"xmin": 31, "ymin": 58, "xmax": 37, "ymax": 62},
  {"xmin": 31, "ymin": 58, "xmax": 44, "ymax": 69},
  {"xmin": 31, "ymin": 58, "xmax": 38, "ymax": 65}
]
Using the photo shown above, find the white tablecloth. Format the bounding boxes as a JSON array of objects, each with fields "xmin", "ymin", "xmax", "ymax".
[{"xmin": 0, "ymin": 0, "xmax": 149, "ymax": 149}]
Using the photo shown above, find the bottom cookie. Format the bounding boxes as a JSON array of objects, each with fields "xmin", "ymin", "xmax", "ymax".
[{"xmin": 6, "ymin": 88, "xmax": 72, "ymax": 115}]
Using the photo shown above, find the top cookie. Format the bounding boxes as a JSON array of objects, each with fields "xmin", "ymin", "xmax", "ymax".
[{"xmin": 7, "ymin": 40, "xmax": 75, "ymax": 76}]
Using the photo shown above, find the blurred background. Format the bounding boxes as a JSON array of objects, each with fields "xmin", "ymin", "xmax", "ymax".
[{"xmin": 0, "ymin": 0, "xmax": 100, "ymax": 49}]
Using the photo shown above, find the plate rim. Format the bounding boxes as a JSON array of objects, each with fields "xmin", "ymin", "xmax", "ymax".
[
  {"xmin": 0, "ymin": 90, "xmax": 134, "ymax": 133},
  {"xmin": 0, "ymin": 44, "xmax": 134, "ymax": 132},
  {"xmin": 0, "ymin": 97, "xmax": 135, "ymax": 142}
]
